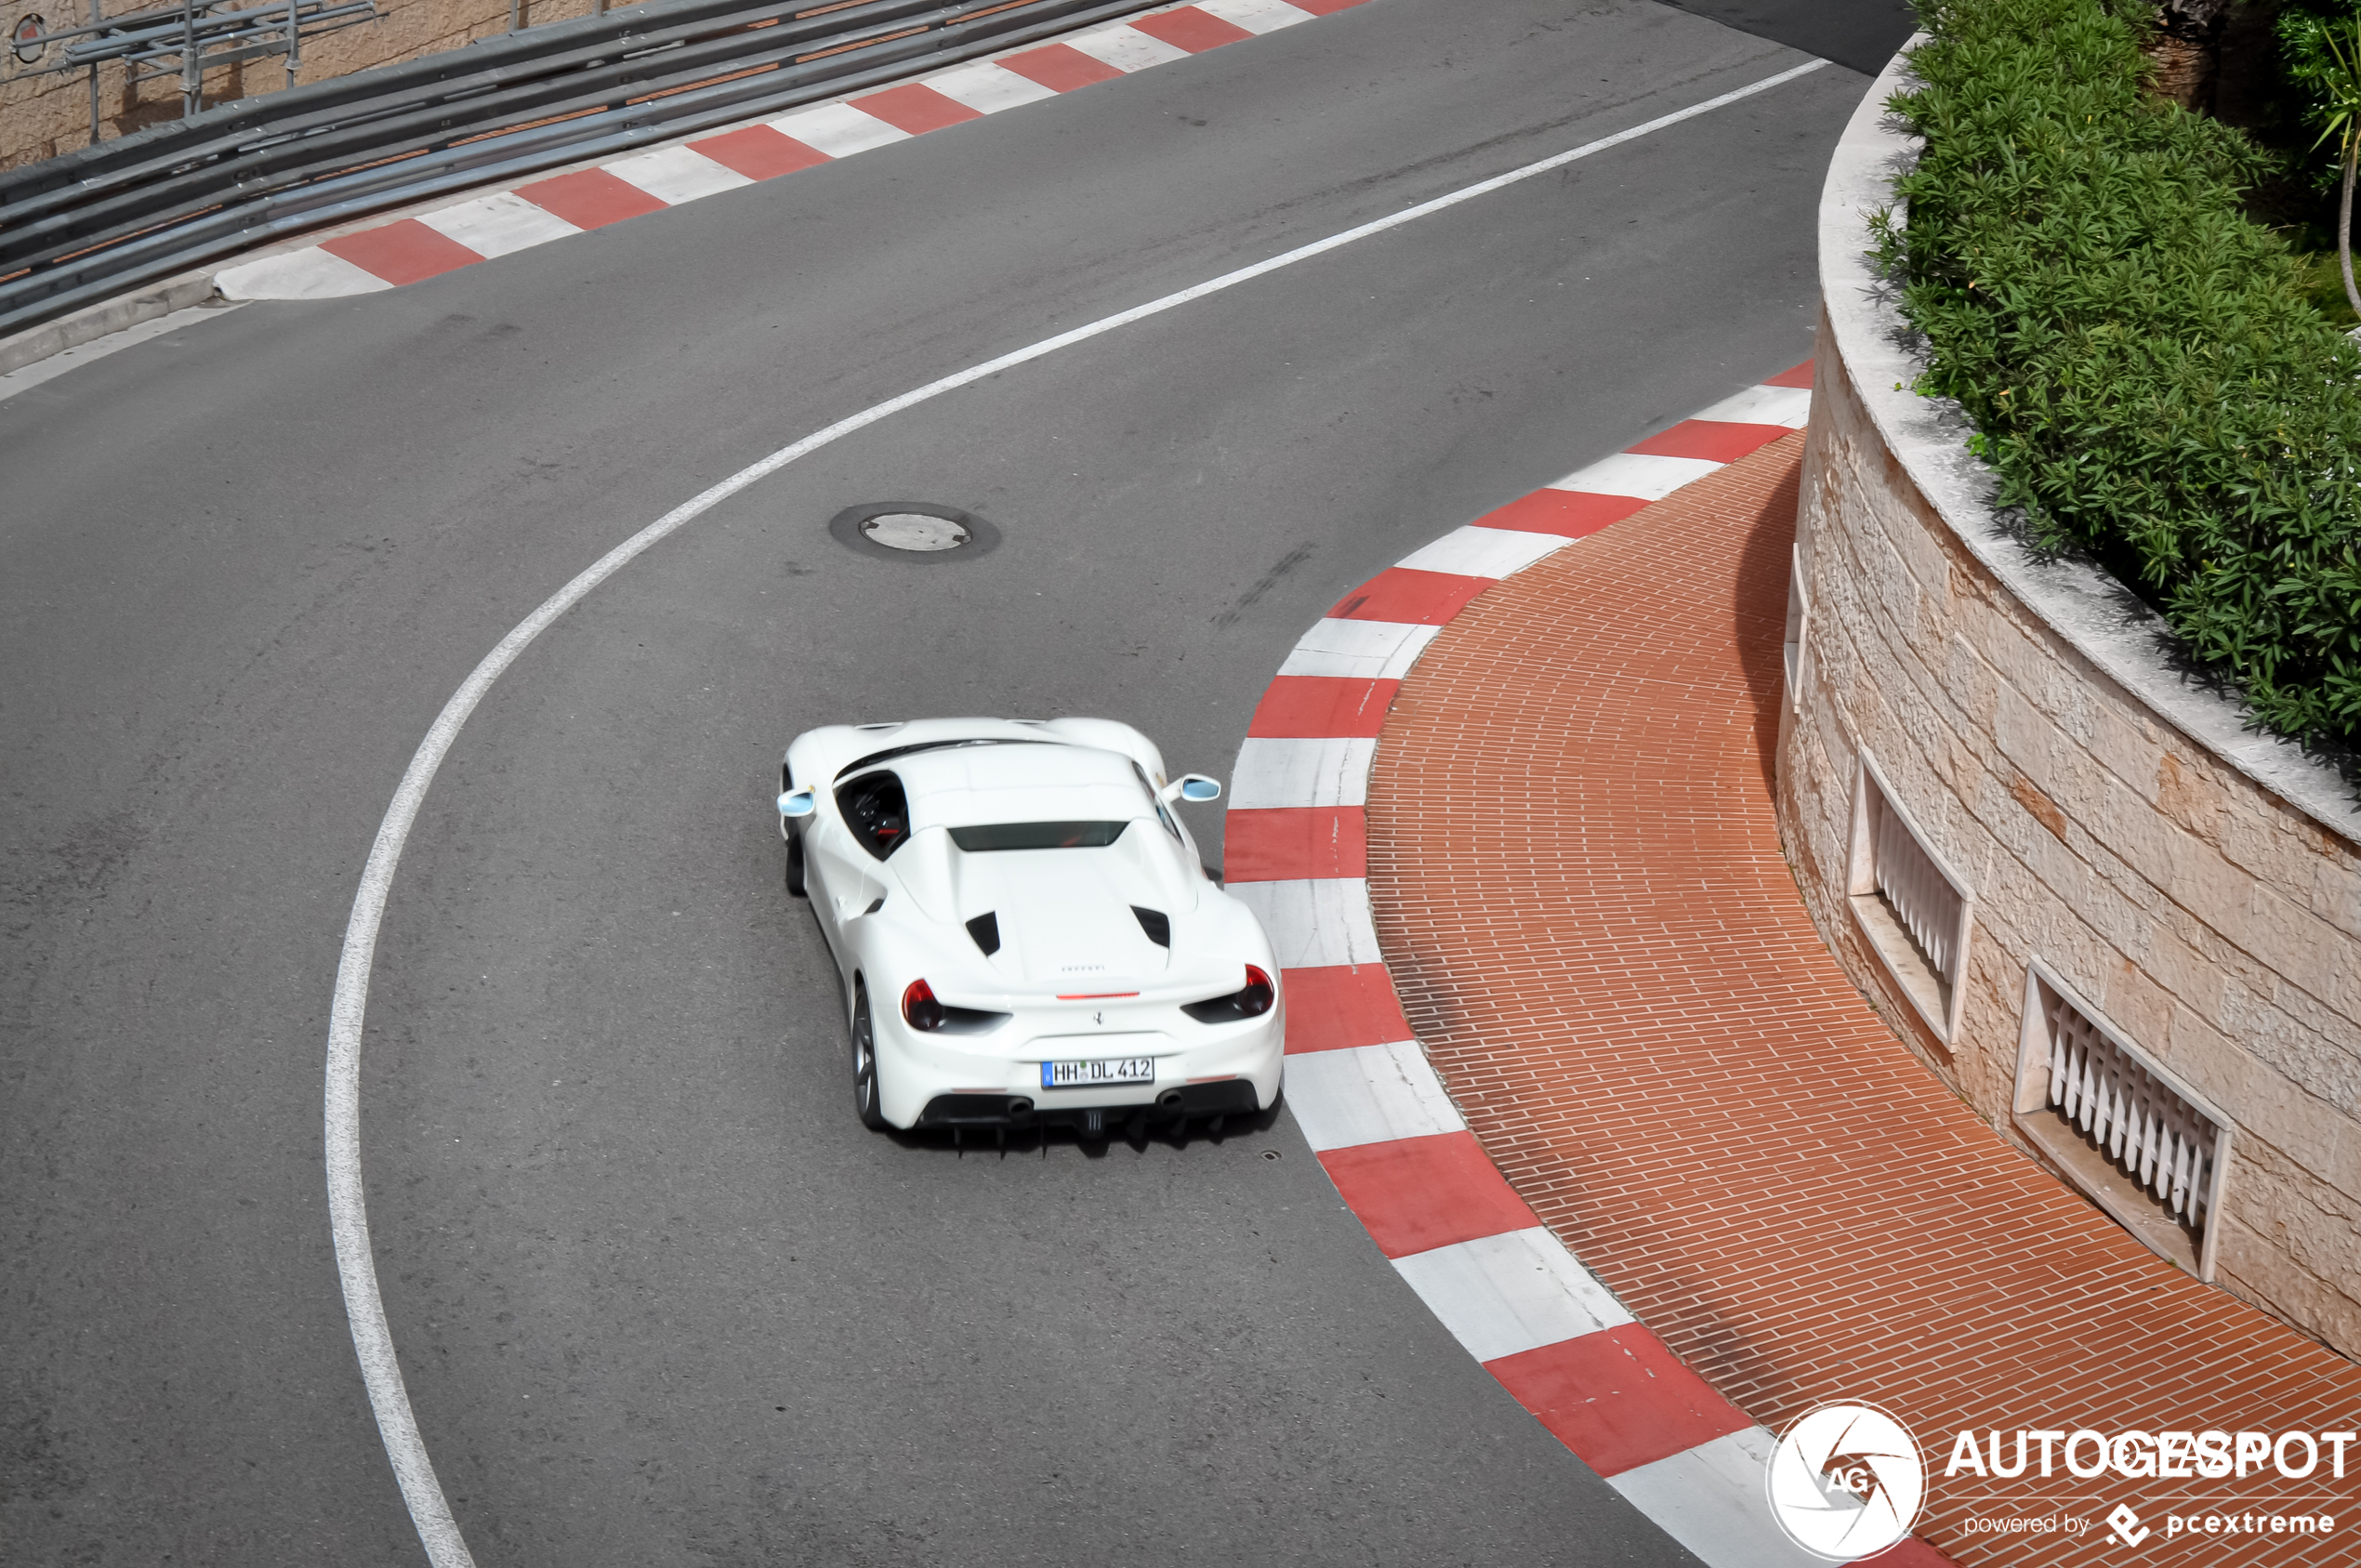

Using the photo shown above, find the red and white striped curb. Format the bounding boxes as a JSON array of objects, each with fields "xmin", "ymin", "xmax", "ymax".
[
  {"xmin": 1231, "ymin": 362, "xmax": 1944, "ymax": 1568},
  {"xmin": 215, "ymin": 0, "xmax": 1363, "ymax": 301}
]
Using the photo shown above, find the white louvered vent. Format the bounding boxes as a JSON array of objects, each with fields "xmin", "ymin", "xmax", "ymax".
[
  {"xmin": 1873, "ymin": 794, "xmax": 1964, "ymax": 984},
  {"xmin": 1783, "ymin": 545, "xmax": 1810, "ymax": 704},
  {"xmin": 1846, "ymin": 755, "xmax": 1972, "ymax": 1040},
  {"xmin": 2011, "ymin": 962, "xmax": 2233, "ymax": 1279}
]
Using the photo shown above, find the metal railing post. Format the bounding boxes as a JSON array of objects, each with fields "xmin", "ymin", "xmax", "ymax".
[
  {"xmin": 86, "ymin": 0, "xmax": 101, "ymax": 142},
  {"xmin": 284, "ymin": 0, "xmax": 297, "ymax": 85},
  {"xmin": 178, "ymin": 0, "xmax": 196, "ymax": 114}
]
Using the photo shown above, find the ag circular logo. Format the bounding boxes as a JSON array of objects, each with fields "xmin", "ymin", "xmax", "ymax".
[{"xmin": 1765, "ymin": 1402, "xmax": 1925, "ymax": 1561}]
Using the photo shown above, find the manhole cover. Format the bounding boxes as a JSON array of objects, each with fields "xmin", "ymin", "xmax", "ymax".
[
  {"xmin": 862, "ymin": 512, "xmax": 969, "ymax": 551},
  {"xmin": 828, "ymin": 501, "xmax": 999, "ymax": 564}
]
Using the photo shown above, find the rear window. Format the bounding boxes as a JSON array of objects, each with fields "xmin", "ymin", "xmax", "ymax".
[
  {"xmin": 837, "ymin": 770, "xmax": 910, "ymax": 860},
  {"xmin": 949, "ymin": 821, "xmax": 1129, "ymax": 852}
]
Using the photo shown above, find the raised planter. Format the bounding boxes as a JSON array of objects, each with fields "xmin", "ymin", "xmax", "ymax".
[{"xmin": 1779, "ymin": 40, "xmax": 2361, "ymax": 1359}]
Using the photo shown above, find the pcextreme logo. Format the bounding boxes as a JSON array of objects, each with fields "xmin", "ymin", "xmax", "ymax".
[{"xmin": 1766, "ymin": 1403, "xmax": 1927, "ymax": 1561}]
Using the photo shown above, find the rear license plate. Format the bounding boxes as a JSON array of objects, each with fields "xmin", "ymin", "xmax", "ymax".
[{"xmin": 1040, "ymin": 1057, "xmax": 1156, "ymax": 1089}]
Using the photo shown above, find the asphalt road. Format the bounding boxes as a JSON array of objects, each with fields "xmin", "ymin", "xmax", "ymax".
[{"xmin": 0, "ymin": 2, "xmax": 1898, "ymax": 1562}]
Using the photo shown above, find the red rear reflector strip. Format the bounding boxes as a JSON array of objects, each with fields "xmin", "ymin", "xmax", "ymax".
[{"xmin": 1056, "ymin": 991, "xmax": 1140, "ymax": 1000}]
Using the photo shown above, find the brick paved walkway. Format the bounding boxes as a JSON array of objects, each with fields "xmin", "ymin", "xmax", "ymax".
[{"xmin": 1365, "ymin": 433, "xmax": 2361, "ymax": 1566}]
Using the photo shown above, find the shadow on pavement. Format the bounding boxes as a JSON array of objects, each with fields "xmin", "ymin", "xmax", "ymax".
[
  {"xmin": 1731, "ymin": 448, "xmax": 1804, "ymax": 795},
  {"xmin": 1659, "ymin": 0, "xmax": 1916, "ymax": 75}
]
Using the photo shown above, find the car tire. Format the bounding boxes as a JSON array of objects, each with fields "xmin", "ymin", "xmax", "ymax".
[
  {"xmin": 851, "ymin": 982, "xmax": 887, "ymax": 1130},
  {"xmin": 785, "ymin": 832, "xmax": 807, "ymax": 897}
]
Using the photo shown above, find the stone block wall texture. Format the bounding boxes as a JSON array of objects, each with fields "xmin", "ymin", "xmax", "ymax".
[
  {"xmin": 1776, "ymin": 311, "xmax": 2361, "ymax": 1362},
  {"xmin": 1, "ymin": 0, "xmax": 619, "ymax": 170}
]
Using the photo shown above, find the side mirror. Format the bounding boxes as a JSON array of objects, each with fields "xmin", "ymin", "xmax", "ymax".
[
  {"xmin": 777, "ymin": 788, "xmax": 817, "ymax": 818},
  {"xmin": 1161, "ymin": 773, "xmax": 1221, "ymax": 804}
]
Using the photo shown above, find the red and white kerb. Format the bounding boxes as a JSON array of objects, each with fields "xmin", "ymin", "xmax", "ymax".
[
  {"xmin": 214, "ymin": 0, "xmax": 1371, "ymax": 300},
  {"xmin": 1228, "ymin": 364, "xmax": 1947, "ymax": 1568}
]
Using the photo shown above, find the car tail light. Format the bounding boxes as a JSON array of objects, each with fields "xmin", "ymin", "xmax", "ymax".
[
  {"xmin": 903, "ymin": 979, "xmax": 945, "ymax": 1032},
  {"xmin": 1180, "ymin": 964, "xmax": 1277, "ymax": 1023}
]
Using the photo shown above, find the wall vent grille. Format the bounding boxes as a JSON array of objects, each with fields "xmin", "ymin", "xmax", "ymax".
[
  {"xmin": 2012, "ymin": 962, "xmax": 2233, "ymax": 1278},
  {"xmin": 1845, "ymin": 754, "xmax": 1972, "ymax": 1041}
]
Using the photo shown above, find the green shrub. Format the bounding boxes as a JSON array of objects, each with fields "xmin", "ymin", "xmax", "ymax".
[
  {"xmin": 2279, "ymin": 0, "xmax": 2361, "ymax": 189},
  {"xmin": 1871, "ymin": 0, "xmax": 2361, "ymax": 759}
]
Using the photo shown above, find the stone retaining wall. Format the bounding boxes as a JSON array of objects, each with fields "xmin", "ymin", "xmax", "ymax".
[{"xmin": 1779, "ymin": 44, "xmax": 2361, "ymax": 1361}]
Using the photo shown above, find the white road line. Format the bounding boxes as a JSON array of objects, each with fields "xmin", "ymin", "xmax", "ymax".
[{"xmin": 322, "ymin": 56, "xmax": 1831, "ymax": 1567}]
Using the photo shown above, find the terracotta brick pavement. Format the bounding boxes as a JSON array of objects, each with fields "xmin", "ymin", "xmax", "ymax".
[{"xmin": 1365, "ymin": 433, "xmax": 2361, "ymax": 1564}]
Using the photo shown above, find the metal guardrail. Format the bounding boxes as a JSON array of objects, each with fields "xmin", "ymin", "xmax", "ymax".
[
  {"xmin": 0, "ymin": 0, "xmax": 1151, "ymax": 337},
  {"xmin": 8, "ymin": 0, "xmax": 383, "ymax": 120}
]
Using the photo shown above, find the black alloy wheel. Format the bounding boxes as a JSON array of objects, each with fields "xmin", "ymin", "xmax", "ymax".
[
  {"xmin": 851, "ymin": 982, "xmax": 886, "ymax": 1130},
  {"xmin": 785, "ymin": 832, "xmax": 807, "ymax": 897}
]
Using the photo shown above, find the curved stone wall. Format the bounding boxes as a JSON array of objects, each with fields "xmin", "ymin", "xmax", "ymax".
[{"xmin": 1780, "ymin": 45, "xmax": 2361, "ymax": 1359}]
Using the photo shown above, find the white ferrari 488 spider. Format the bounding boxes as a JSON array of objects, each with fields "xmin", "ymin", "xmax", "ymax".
[{"xmin": 776, "ymin": 717, "xmax": 1285, "ymax": 1136}]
